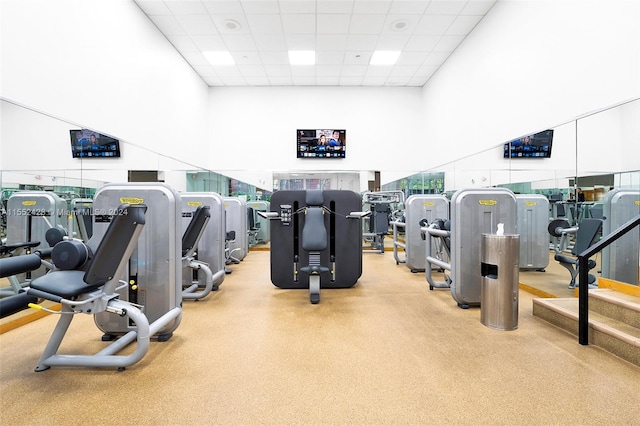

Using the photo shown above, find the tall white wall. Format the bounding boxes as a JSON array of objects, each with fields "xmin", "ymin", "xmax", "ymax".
[
  {"xmin": 207, "ymin": 86, "xmax": 423, "ymax": 187},
  {"xmin": 2, "ymin": 0, "xmax": 638, "ymax": 193},
  {"xmin": 0, "ymin": 0, "xmax": 210, "ymax": 171},
  {"xmin": 420, "ymin": 0, "xmax": 640, "ymax": 172}
]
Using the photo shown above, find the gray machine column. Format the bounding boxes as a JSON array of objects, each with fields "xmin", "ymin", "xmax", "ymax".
[
  {"xmin": 223, "ymin": 197, "xmax": 248, "ymax": 261},
  {"xmin": 181, "ymin": 192, "xmax": 226, "ymax": 291},
  {"xmin": 401, "ymin": 194, "xmax": 449, "ymax": 272},
  {"xmin": 515, "ymin": 194, "xmax": 549, "ymax": 271},
  {"xmin": 93, "ymin": 183, "xmax": 183, "ymax": 340},
  {"xmin": 5, "ymin": 191, "xmax": 68, "ymax": 280},
  {"xmin": 450, "ymin": 188, "xmax": 517, "ymax": 308},
  {"xmin": 601, "ymin": 189, "xmax": 640, "ymax": 285}
]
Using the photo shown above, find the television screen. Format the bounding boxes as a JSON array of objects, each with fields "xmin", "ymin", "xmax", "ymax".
[
  {"xmin": 297, "ymin": 129, "xmax": 346, "ymax": 158},
  {"xmin": 70, "ymin": 129, "xmax": 121, "ymax": 158},
  {"xmin": 503, "ymin": 129, "xmax": 553, "ymax": 158}
]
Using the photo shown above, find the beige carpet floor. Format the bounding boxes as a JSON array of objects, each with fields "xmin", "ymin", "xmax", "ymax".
[{"xmin": 1, "ymin": 251, "xmax": 639, "ymax": 425}]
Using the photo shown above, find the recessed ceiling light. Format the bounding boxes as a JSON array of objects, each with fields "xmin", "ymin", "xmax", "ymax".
[
  {"xmin": 391, "ymin": 19, "xmax": 408, "ymax": 31},
  {"xmin": 288, "ymin": 50, "xmax": 315, "ymax": 65},
  {"xmin": 203, "ymin": 51, "xmax": 235, "ymax": 65},
  {"xmin": 370, "ymin": 51, "xmax": 401, "ymax": 65},
  {"xmin": 224, "ymin": 19, "xmax": 241, "ymax": 31}
]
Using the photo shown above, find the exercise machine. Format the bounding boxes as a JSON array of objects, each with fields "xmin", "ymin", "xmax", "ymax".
[
  {"xmin": 5, "ymin": 191, "xmax": 67, "ymax": 281},
  {"xmin": 362, "ymin": 190, "xmax": 404, "ymax": 254},
  {"xmin": 223, "ymin": 197, "xmax": 248, "ymax": 262},
  {"xmin": 425, "ymin": 188, "xmax": 516, "ymax": 308},
  {"xmin": 180, "ymin": 193, "xmax": 227, "ymax": 299},
  {"xmin": 0, "ymin": 253, "xmax": 41, "ymax": 317},
  {"xmin": 548, "ymin": 218, "xmax": 602, "ymax": 288},
  {"xmin": 0, "ymin": 241, "xmax": 45, "ymax": 298},
  {"xmin": 601, "ymin": 189, "xmax": 640, "ymax": 285},
  {"xmin": 247, "ymin": 200, "xmax": 270, "ymax": 245},
  {"xmin": 261, "ymin": 190, "xmax": 368, "ymax": 304},
  {"xmin": 70, "ymin": 198, "xmax": 93, "ymax": 241},
  {"xmin": 180, "ymin": 205, "xmax": 215, "ymax": 300},
  {"xmin": 93, "ymin": 183, "xmax": 183, "ymax": 342},
  {"xmin": 392, "ymin": 194, "xmax": 449, "ymax": 272},
  {"xmin": 515, "ymin": 194, "xmax": 549, "ymax": 271},
  {"xmin": 25, "ymin": 203, "xmax": 156, "ymax": 371},
  {"xmin": 424, "ymin": 218, "xmax": 453, "ymax": 289}
]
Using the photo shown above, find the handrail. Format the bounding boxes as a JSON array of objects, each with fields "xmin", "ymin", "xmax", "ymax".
[{"xmin": 577, "ymin": 213, "xmax": 640, "ymax": 345}]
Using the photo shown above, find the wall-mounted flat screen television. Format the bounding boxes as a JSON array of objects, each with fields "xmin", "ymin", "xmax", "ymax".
[
  {"xmin": 70, "ymin": 129, "xmax": 121, "ymax": 158},
  {"xmin": 297, "ymin": 129, "xmax": 346, "ymax": 158},
  {"xmin": 503, "ymin": 129, "xmax": 553, "ymax": 158}
]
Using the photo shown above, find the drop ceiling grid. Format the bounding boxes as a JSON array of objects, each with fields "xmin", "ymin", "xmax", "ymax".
[{"xmin": 134, "ymin": 0, "xmax": 496, "ymax": 86}]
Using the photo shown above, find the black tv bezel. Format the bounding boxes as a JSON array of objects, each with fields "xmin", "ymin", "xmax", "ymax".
[
  {"xmin": 297, "ymin": 129, "xmax": 346, "ymax": 159},
  {"xmin": 503, "ymin": 129, "xmax": 554, "ymax": 159},
  {"xmin": 70, "ymin": 129, "xmax": 121, "ymax": 159}
]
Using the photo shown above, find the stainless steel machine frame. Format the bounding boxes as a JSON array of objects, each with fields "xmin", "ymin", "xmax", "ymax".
[
  {"xmin": 362, "ymin": 190, "xmax": 404, "ymax": 254},
  {"xmin": 450, "ymin": 188, "xmax": 517, "ymax": 308},
  {"xmin": 223, "ymin": 197, "xmax": 248, "ymax": 261},
  {"xmin": 515, "ymin": 194, "xmax": 549, "ymax": 271},
  {"xmin": 181, "ymin": 192, "xmax": 226, "ymax": 295},
  {"xmin": 5, "ymin": 191, "xmax": 67, "ymax": 281},
  {"xmin": 601, "ymin": 189, "xmax": 640, "ymax": 285},
  {"xmin": 393, "ymin": 194, "xmax": 449, "ymax": 272},
  {"xmin": 70, "ymin": 198, "xmax": 93, "ymax": 242},
  {"xmin": 93, "ymin": 183, "xmax": 182, "ymax": 339}
]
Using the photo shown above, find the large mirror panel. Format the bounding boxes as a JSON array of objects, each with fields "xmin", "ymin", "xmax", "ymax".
[
  {"xmin": 2, "ymin": 97, "xmax": 639, "ymax": 316},
  {"xmin": 383, "ymin": 98, "xmax": 639, "ymax": 297}
]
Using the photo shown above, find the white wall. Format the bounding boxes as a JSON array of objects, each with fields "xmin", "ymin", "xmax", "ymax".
[
  {"xmin": 420, "ymin": 0, "xmax": 640, "ymax": 173},
  {"xmin": 2, "ymin": 0, "xmax": 638, "ymax": 194},
  {"xmin": 207, "ymin": 86, "xmax": 423, "ymax": 189},
  {"xmin": 0, "ymin": 0, "xmax": 210, "ymax": 171}
]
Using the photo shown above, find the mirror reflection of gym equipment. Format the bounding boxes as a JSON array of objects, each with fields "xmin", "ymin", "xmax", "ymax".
[
  {"xmin": 247, "ymin": 200, "xmax": 270, "ymax": 247},
  {"xmin": 361, "ymin": 190, "xmax": 404, "ymax": 254},
  {"xmin": 223, "ymin": 197, "xmax": 248, "ymax": 266},
  {"xmin": 515, "ymin": 194, "xmax": 549, "ymax": 272},
  {"xmin": 601, "ymin": 189, "xmax": 640, "ymax": 285},
  {"xmin": 4, "ymin": 191, "xmax": 67, "ymax": 283}
]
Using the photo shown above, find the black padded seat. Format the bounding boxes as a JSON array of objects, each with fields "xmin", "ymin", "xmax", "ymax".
[
  {"xmin": 554, "ymin": 219, "xmax": 602, "ymax": 264},
  {"xmin": 30, "ymin": 270, "xmax": 91, "ymax": 300},
  {"xmin": 29, "ymin": 204, "xmax": 147, "ymax": 301},
  {"xmin": 553, "ymin": 218, "xmax": 602, "ymax": 287}
]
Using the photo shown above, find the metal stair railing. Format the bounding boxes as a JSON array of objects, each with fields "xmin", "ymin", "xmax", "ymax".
[{"xmin": 577, "ymin": 213, "xmax": 640, "ymax": 345}]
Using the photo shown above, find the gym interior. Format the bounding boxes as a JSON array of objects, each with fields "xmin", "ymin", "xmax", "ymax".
[{"xmin": 1, "ymin": 0, "xmax": 639, "ymax": 424}]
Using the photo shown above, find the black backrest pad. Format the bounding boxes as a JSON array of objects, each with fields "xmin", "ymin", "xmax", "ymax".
[
  {"xmin": 573, "ymin": 218, "xmax": 602, "ymax": 255},
  {"xmin": 182, "ymin": 205, "xmax": 211, "ymax": 256},
  {"xmin": 83, "ymin": 204, "xmax": 147, "ymax": 286},
  {"xmin": 302, "ymin": 207, "xmax": 327, "ymax": 251},
  {"xmin": 305, "ymin": 189, "xmax": 324, "ymax": 206}
]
